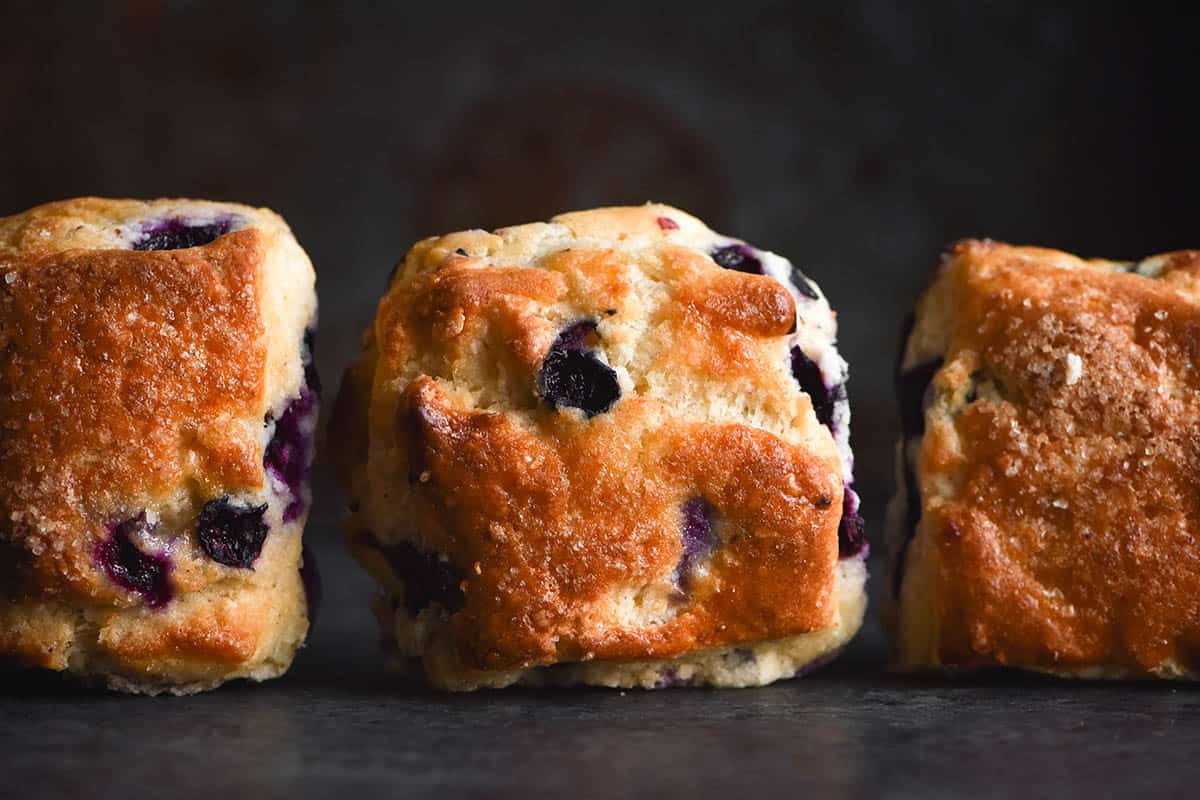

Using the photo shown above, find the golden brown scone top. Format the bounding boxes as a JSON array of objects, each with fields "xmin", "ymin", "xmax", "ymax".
[
  {"xmin": 909, "ymin": 239, "xmax": 1200, "ymax": 673},
  {"xmin": 0, "ymin": 198, "xmax": 279, "ymax": 608},
  {"xmin": 338, "ymin": 204, "xmax": 845, "ymax": 673}
]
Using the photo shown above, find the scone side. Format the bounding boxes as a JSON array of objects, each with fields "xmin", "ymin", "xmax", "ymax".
[{"xmin": 890, "ymin": 239, "xmax": 1200, "ymax": 678}]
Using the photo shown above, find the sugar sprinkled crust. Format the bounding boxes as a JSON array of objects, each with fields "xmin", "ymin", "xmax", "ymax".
[
  {"xmin": 0, "ymin": 197, "xmax": 318, "ymax": 694},
  {"xmin": 335, "ymin": 203, "xmax": 863, "ymax": 690},
  {"xmin": 889, "ymin": 239, "xmax": 1200, "ymax": 679}
]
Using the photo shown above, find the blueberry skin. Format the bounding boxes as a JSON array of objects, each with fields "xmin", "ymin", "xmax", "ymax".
[
  {"xmin": 94, "ymin": 513, "xmax": 172, "ymax": 608},
  {"xmin": 197, "ymin": 498, "xmax": 269, "ymax": 569},
  {"xmin": 132, "ymin": 217, "xmax": 233, "ymax": 251},
  {"xmin": 538, "ymin": 321, "xmax": 621, "ymax": 418}
]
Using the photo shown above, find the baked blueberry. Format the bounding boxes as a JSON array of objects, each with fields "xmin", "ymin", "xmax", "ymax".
[
  {"xmin": 711, "ymin": 243, "xmax": 761, "ymax": 274},
  {"xmin": 675, "ymin": 498, "xmax": 716, "ymax": 590},
  {"xmin": 838, "ymin": 488, "xmax": 866, "ymax": 557},
  {"xmin": 538, "ymin": 321, "xmax": 620, "ymax": 417},
  {"xmin": 791, "ymin": 346, "xmax": 843, "ymax": 430},
  {"xmin": 712, "ymin": 243, "xmax": 819, "ymax": 300},
  {"xmin": 197, "ymin": 498, "xmax": 269, "ymax": 568},
  {"xmin": 94, "ymin": 513, "xmax": 172, "ymax": 608},
  {"xmin": 376, "ymin": 538, "xmax": 464, "ymax": 614}
]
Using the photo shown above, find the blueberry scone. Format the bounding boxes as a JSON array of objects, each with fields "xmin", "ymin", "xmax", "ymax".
[
  {"xmin": 889, "ymin": 239, "xmax": 1200, "ymax": 679},
  {"xmin": 0, "ymin": 198, "xmax": 318, "ymax": 694},
  {"xmin": 334, "ymin": 204, "xmax": 865, "ymax": 690}
]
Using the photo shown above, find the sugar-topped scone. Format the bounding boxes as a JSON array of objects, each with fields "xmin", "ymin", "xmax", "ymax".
[
  {"xmin": 334, "ymin": 204, "xmax": 865, "ymax": 690},
  {"xmin": 0, "ymin": 197, "xmax": 318, "ymax": 694},
  {"xmin": 889, "ymin": 239, "xmax": 1200, "ymax": 679}
]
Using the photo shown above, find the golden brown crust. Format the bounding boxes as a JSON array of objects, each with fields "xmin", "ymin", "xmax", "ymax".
[
  {"xmin": 0, "ymin": 197, "xmax": 317, "ymax": 693},
  {"xmin": 1, "ymin": 231, "xmax": 267, "ymax": 604},
  {"xmin": 401, "ymin": 378, "xmax": 838, "ymax": 671},
  {"xmin": 896, "ymin": 239, "xmax": 1200, "ymax": 676},
  {"xmin": 337, "ymin": 203, "xmax": 856, "ymax": 687}
]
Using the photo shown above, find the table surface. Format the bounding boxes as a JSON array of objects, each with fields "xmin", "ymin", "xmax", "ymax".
[{"xmin": 4, "ymin": 529, "xmax": 1198, "ymax": 800}]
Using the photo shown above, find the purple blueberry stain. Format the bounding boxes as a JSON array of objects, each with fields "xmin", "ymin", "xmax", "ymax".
[
  {"xmin": 674, "ymin": 497, "xmax": 717, "ymax": 591},
  {"xmin": 94, "ymin": 512, "xmax": 172, "ymax": 608},
  {"xmin": 300, "ymin": 543, "xmax": 321, "ymax": 629},
  {"xmin": 264, "ymin": 330, "xmax": 319, "ymax": 522},
  {"xmin": 197, "ymin": 498, "xmax": 269, "ymax": 569},
  {"xmin": 538, "ymin": 320, "xmax": 620, "ymax": 418},
  {"xmin": 653, "ymin": 667, "xmax": 682, "ymax": 688},
  {"xmin": 793, "ymin": 645, "xmax": 844, "ymax": 678},
  {"xmin": 839, "ymin": 485, "xmax": 866, "ymax": 558},
  {"xmin": 132, "ymin": 216, "xmax": 235, "ymax": 251}
]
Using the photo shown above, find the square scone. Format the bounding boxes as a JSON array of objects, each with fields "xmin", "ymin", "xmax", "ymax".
[
  {"xmin": 0, "ymin": 198, "xmax": 318, "ymax": 694},
  {"xmin": 889, "ymin": 239, "xmax": 1200, "ymax": 678},
  {"xmin": 334, "ymin": 204, "xmax": 866, "ymax": 690}
]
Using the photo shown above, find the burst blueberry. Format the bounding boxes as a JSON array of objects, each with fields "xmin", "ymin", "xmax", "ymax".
[
  {"xmin": 264, "ymin": 331, "xmax": 319, "ymax": 522},
  {"xmin": 839, "ymin": 486, "xmax": 866, "ymax": 558},
  {"xmin": 674, "ymin": 497, "xmax": 717, "ymax": 590},
  {"xmin": 712, "ymin": 243, "xmax": 761, "ymax": 274},
  {"xmin": 538, "ymin": 321, "xmax": 620, "ymax": 417},
  {"xmin": 791, "ymin": 347, "xmax": 844, "ymax": 431},
  {"xmin": 94, "ymin": 512, "xmax": 172, "ymax": 608},
  {"xmin": 375, "ymin": 538, "xmax": 464, "ymax": 614},
  {"xmin": 197, "ymin": 498, "xmax": 269, "ymax": 568},
  {"xmin": 132, "ymin": 217, "xmax": 234, "ymax": 251}
]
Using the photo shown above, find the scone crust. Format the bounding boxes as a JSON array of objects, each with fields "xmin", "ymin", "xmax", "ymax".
[
  {"xmin": 337, "ymin": 203, "xmax": 859, "ymax": 686},
  {"xmin": 894, "ymin": 239, "xmax": 1200, "ymax": 677},
  {"xmin": 0, "ymin": 197, "xmax": 316, "ymax": 692}
]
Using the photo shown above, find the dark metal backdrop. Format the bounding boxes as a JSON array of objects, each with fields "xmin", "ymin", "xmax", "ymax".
[{"xmin": 2, "ymin": 0, "xmax": 1193, "ymax": 563}]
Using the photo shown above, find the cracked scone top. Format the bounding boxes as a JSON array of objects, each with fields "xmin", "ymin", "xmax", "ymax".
[
  {"xmin": 334, "ymin": 204, "xmax": 865, "ymax": 690},
  {"xmin": 889, "ymin": 239, "xmax": 1200, "ymax": 678},
  {"xmin": 0, "ymin": 197, "xmax": 318, "ymax": 694}
]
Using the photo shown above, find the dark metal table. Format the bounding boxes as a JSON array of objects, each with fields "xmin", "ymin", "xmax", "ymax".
[{"xmin": 4, "ymin": 520, "xmax": 1196, "ymax": 800}]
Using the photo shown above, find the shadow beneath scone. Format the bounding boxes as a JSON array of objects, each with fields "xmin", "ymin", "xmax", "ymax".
[{"xmin": 0, "ymin": 665, "xmax": 108, "ymax": 700}]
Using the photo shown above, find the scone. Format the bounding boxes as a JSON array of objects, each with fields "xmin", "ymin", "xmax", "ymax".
[
  {"xmin": 334, "ymin": 203, "xmax": 866, "ymax": 690},
  {"xmin": 0, "ymin": 197, "xmax": 318, "ymax": 694},
  {"xmin": 889, "ymin": 239, "xmax": 1200, "ymax": 679}
]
